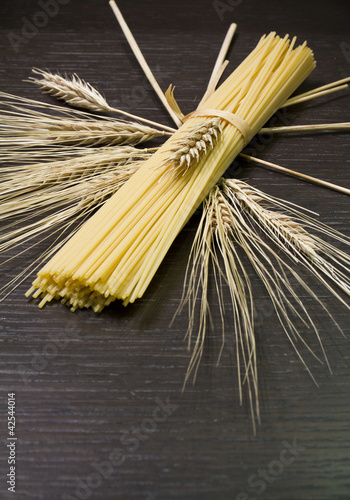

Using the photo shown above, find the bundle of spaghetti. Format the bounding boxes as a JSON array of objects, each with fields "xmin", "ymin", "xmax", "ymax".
[{"xmin": 27, "ymin": 32, "xmax": 316, "ymax": 312}]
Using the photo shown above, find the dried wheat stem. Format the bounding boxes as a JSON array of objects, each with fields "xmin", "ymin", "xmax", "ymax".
[
  {"xmin": 288, "ymin": 76, "xmax": 350, "ymax": 101},
  {"xmin": 199, "ymin": 23, "xmax": 236, "ymax": 106},
  {"xmin": 240, "ymin": 154, "xmax": 350, "ymax": 196},
  {"xmin": 283, "ymin": 84, "xmax": 349, "ymax": 107},
  {"xmin": 109, "ymin": 0, "xmax": 182, "ymax": 128},
  {"xmin": 260, "ymin": 122, "xmax": 350, "ymax": 134},
  {"xmin": 29, "ymin": 69, "xmax": 175, "ymax": 133},
  {"xmin": 281, "ymin": 77, "xmax": 350, "ymax": 108},
  {"xmin": 208, "ymin": 24, "xmax": 237, "ymax": 89}
]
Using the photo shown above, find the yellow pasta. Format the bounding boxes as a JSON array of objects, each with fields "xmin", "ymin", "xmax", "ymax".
[{"xmin": 27, "ymin": 32, "xmax": 316, "ymax": 312}]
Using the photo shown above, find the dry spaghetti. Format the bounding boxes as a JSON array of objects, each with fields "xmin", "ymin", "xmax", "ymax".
[{"xmin": 27, "ymin": 33, "xmax": 316, "ymax": 312}]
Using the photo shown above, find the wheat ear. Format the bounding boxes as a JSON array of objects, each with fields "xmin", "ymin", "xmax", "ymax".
[
  {"xmin": 0, "ymin": 146, "xmax": 153, "ymax": 197},
  {"xmin": 223, "ymin": 178, "xmax": 350, "ymax": 304},
  {"xmin": 219, "ymin": 188, "xmax": 332, "ymax": 368},
  {"xmin": 29, "ymin": 69, "xmax": 176, "ymax": 133},
  {"xmin": 166, "ymin": 118, "xmax": 222, "ymax": 174},
  {"xmin": 223, "ymin": 179, "xmax": 318, "ymax": 258},
  {"xmin": 0, "ymin": 162, "xmax": 141, "ymax": 250},
  {"xmin": 29, "ymin": 68, "xmax": 112, "ymax": 112},
  {"xmin": 0, "ymin": 145, "xmax": 116, "ymax": 164},
  {"xmin": 0, "ymin": 104, "xmax": 166, "ymax": 148}
]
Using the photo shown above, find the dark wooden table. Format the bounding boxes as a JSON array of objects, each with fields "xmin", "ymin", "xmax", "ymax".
[{"xmin": 0, "ymin": 1, "xmax": 349, "ymax": 499}]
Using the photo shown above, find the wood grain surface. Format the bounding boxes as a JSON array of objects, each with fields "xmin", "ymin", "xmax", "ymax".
[{"xmin": 0, "ymin": 1, "xmax": 349, "ymax": 499}]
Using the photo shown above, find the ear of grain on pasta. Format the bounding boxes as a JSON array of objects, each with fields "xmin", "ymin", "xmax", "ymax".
[{"xmin": 27, "ymin": 33, "xmax": 316, "ymax": 311}]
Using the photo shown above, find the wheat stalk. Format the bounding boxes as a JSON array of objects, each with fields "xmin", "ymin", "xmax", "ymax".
[
  {"xmin": 166, "ymin": 118, "xmax": 222, "ymax": 174},
  {"xmin": 239, "ymin": 154, "xmax": 350, "ymax": 196},
  {"xmin": 282, "ymin": 81, "xmax": 349, "ymax": 108},
  {"xmin": 0, "ymin": 91, "xmax": 171, "ymax": 148},
  {"xmin": 174, "ymin": 185, "xmax": 258, "ymax": 428},
  {"xmin": 178, "ymin": 179, "xmax": 349, "ymax": 428},
  {"xmin": 109, "ymin": 0, "xmax": 182, "ymax": 128},
  {"xmin": 176, "ymin": 175, "xmax": 350, "ymax": 429},
  {"xmin": 260, "ymin": 122, "xmax": 350, "ymax": 134},
  {"xmin": 29, "ymin": 69, "xmax": 176, "ymax": 133}
]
